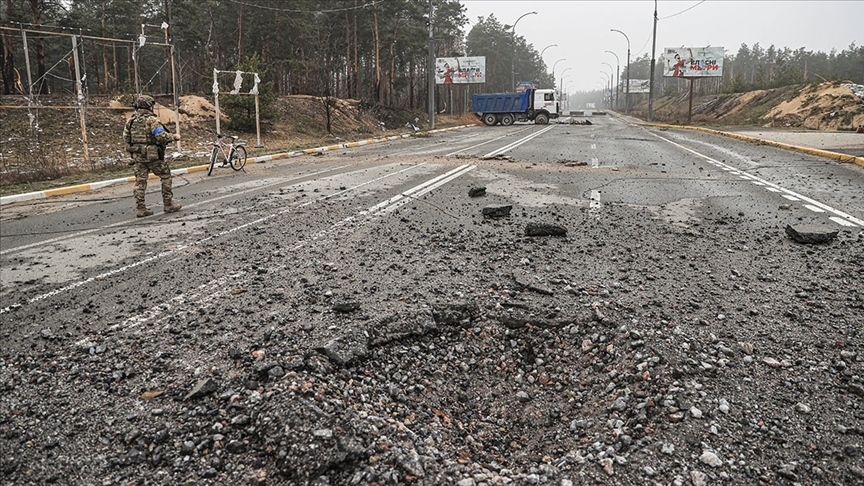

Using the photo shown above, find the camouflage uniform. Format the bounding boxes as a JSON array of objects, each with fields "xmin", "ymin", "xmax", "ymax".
[{"xmin": 123, "ymin": 95, "xmax": 181, "ymax": 217}]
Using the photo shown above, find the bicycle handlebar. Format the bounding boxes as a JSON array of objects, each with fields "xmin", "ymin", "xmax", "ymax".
[{"xmin": 207, "ymin": 130, "xmax": 238, "ymax": 140}]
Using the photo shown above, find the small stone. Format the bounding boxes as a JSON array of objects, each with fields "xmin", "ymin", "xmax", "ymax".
[
  {"xmin": 777, "ymin": 464, "xmax": 798, "ymax": 481},
  {"xmin": 468, "ymin": 187, "xmax": 486, "ymax": 197},
  {"xmin": 718, "ymin": 399, "xmax": 730, "ymax": 414},
  {"xmin": 482, "ymin": 205, "xmax": 512, "ymax": 218},
  {"xmin": 690, "ymin": 470, "xmax": 708, "ymax": 486},
  {"xmin": 794, "ymin": 403, "xmax": 811, "ymax": 414},
  {"xmin": 661, "ymin": 443, "xmax": 675, "ymax": 455},
  {"xmin": 599, "ymin": 457, "xmax": 614, "ymax": 476},
  {"xmin": 516, "ymin": 390, "xmax": 531, "ymax": 403},
  {"xmin": 185, "ymin": 378, "xmax": 218, "ymax": 401},
  {"xmin": 225, "ymin": 440, "xmax": 246, "ymax": 454},
  {"xmin": 700, "ymin": 451, "xmax": 722, "ymax": 467},
  {"xmin": 669, "ymin": 412, "xmax": 685, "ymax": 423},
  {"xmin": 690, "ymin": 406, "xmax": 703, "ymax": 419},
  {"xmin": 644, "ymin": 466, "xmax": 656, "ymax": 476},
  {"xmin": 524, "ymin": 223, "xmax": 567, "ymax": 237},
  {"xmin": 848, "ymin": 384, "xmax": 864, "ymax": 397}
]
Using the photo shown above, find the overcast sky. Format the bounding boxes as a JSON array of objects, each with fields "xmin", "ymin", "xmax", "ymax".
[{"xmin": 460, "ymin": 0, "xmax": 864, "ymax": 92}]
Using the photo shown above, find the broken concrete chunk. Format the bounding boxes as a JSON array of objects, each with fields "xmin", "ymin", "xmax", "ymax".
[
  {"xmin": 482, "ymin": 205, "xmax": 512, "ymax": 218},
  {"xmin": 316, "ymin": 337, "xmax": 368, "ymax": 366},
  {"xmin": 185, "ymin": 378, "xmax": 218, "ymax": 401},
  {"xmin": 332, "ymin": 302, "xmax": 361, "ymax": 313},
  {"xmin": 469, "ymin": 187, "xmax": 486, "ymax": 197},
  {"xmin": 525, "ymin": 223, "xmax": 567, "ymax": 237},
  {"xmin": 785, "ymin": 224, "xmax": 838, "ymax": 244}
]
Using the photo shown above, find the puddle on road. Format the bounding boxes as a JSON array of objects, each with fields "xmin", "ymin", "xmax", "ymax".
[{"xmin": 471, "ymin": 169, "xmax": 589, "ymax": 208}]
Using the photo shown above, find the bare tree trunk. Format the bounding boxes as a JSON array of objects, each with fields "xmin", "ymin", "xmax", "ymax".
[
  {"xmin": 409, "ymin": 62, "xmax": 414, "ymax": 110},
  {"xmin": 237, "ymin": 5, "xmax": 243, "ymax": 62},
  {"xmin": 388, "ymin": 15, "xmax": 401, "ymax": 106},
  {"xmin": 344, "ymin": 7, "xmax": 351, "ymax": 99},
  {"xmin": 30, "ymin": 0, "xmax": 48, "ymax": 94},
  {"xmin": 353, "ymin": 1, "xmax": 359, "ymax": 99},
  {"xmin": 1, "ymin": 0, "xmax": 15, "ymax": 95},
  {"xmin": 373, "ymin": 4, "xmax": 380, "ymax": 102},
  {"xmin": 100, "ymin": 2, "xmax": 110, "ymax": 92}
]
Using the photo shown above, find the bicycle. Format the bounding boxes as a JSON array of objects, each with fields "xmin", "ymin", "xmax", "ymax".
[{"xmin": 207, "ymin": 130, "xmax": 247, "ymax": 176}]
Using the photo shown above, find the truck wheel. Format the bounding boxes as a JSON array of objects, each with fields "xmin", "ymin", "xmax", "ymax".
[
  {"xmin": 535, "ymin": 113, "xmax": 549, "ymax": 125},
  {"xmin": 482, "ymin": 113, "xmax": 497, "ymax": 126},
  {"xmin": 501, "ymin": 114, "xmax": 515, "ymax": 126}
]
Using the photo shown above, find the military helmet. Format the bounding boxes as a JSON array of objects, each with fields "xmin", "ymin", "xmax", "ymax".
[{"xmin": 134, "ymin": 95, "xmax": 156, "ymax": 110}]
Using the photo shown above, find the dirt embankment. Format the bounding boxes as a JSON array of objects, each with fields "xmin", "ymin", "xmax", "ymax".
[
  {"xmin": 0, "ymin": 93, "xmax": 434, "ymax": 187},
  {"xmin": 633, "ymin": 82, "xmax": 864, "ymax": 130}
]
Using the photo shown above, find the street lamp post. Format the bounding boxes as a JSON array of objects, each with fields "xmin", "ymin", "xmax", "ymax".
[
  {"xmin": 602, "ymin": 62, "xmax": 614, "ymax": 110},
  {"xmin": 605, "ymin": 50, "xmax": 619, "ymax": 110},
  {"xmin": 540, "ymin": 44, "xmax": 557, "ymax": 59},
  {"xmin": 559, "ymin": 67, "xmax": 571, "ymax": 97},
  {"xmin": 611, "ymin": 29, "xmax": 630, "ymax": 114},
  {"xmin": 511, "ymin": 11, "xmax": 537, "ymax": 91},
  {"xmin": 600, "ymin": 72, "xmax": 610, "ymax": 108}
]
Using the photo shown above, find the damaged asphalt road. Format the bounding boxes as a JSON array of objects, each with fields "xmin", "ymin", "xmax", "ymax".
[{"xmin": 1, "ymin": 120, "xmax": 863, "ymax": 485}]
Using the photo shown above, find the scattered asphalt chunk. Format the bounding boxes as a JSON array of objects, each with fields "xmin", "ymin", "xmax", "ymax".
[
  {"xmin": 562, "ymin": 160, "xmax": 588, "ymax": 166},
  {"xmin": 468, "ymin": 187, "xmax": 486, "ymax": 197},
  {"xmin": 512, "ymin": 270, "xmax": 553, "ymax": 295},
  {"xmin": 432, "ymin": 302, "xmax": 480, "ymax": 326},
  {"xmin": 525, "ymin": 223, "xmax": 567, "ymax": 237},
  {"xmin": 785, "ymin": 224, "xmax": 838, "ymax": 244},
  {"xmin": 332, "ymin": 302, "xmax": 361, "ymax": 313},
  {"xmin": 316, "ymin": 337, "xmax": 369, "ymax": 366},
  {"xmin": 482, "ymin": 205, "xmax": 512, "ymax": 218},
  {"xmin": 184, "ymin": 378, "xmax": 218, "ymax": 401}
]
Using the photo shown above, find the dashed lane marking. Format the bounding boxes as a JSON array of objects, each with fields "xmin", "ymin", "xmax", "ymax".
[{"xmin": 646, "ymin": 130, "xmax": 864, "ymax": 229}]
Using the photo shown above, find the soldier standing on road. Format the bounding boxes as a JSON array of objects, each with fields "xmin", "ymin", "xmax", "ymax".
[{"xmin": 123, "ymin": 95, "xmax": 182, "ymax": 217}]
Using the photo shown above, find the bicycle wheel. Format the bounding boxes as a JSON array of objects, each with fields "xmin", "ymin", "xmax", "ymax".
[
  {"xmin": 207, "ymin": 147, "xmax": 217, "ymax": 176},
  {"xmin": 230, "ymin": 145, "xmax": 247, "ymax": 171}
]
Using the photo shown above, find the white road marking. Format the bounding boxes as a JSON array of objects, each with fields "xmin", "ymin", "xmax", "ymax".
[
  {"xmin": 831, "ymin": 217, "xmax": 858, "ymax": 227},
  {"xmin": 482, "ymin": 125, "xmax": 556, "ymax": 158},
  {"xmin": 782, "ymin": 195, "xmax": 800, "ymax": 201},
  {"xmin": 591, "ymin": 143, "xmax": 597, "ymax": 150},
  {"xmin": 591, "ymin": 157, "xmax": 600, "ymax": 168},
  {"xmin": 590, "ymin": 190, "xmax": 602, "ymax": 209},
  {"xmin": 0, "ymin": 165, "xmax": 351, "ymax": 256},
  {"xmin": 113, "ymin": 165, "xmax": 477, "ymax": 329},
  {"xmin": 445, "ymin": 126, "xmax": 534, "ymax": 157},
  {"xmin": 803, "ymin": 204, "xmax": 825, "ymax": 213},
  {"xmin": 647, "ymin": 130, "xmax": 864, "ymax": 228},
  {"xmin": 0, "ymin": 163, "xmax": 427, "ymax": 315}
]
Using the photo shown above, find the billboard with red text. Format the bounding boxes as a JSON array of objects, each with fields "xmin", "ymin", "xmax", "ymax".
[
  {"xmin": 435, "ymin": 57, "xmax": 486, "ymax": 84},
  {"xmin": 661, "ymin": 47, "xmax": 724, "ymax": 77}
]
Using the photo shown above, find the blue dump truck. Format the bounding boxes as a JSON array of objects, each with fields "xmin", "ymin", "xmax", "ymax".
[{"xmin": 471, "ymin": 88, "xmax": 558, "ymax": 126}]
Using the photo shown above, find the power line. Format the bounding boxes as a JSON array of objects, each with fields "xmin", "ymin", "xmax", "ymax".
[
  {"xmin": 226, "ymin": 0, "xmax": 386, "ymax": 13},
  {"xmin": 659, "ymin": 1, "xmax": 706, "ymax": 20}
]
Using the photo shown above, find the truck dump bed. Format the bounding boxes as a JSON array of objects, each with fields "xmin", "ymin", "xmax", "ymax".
[{"xmin": 472, "ymin": 91, "xmax": 530, "ymax": 114}]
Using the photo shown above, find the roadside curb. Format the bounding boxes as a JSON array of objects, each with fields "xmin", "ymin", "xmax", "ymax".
[
  {"xmin": 0, "ymin": 125, "xmax": 474, "ymax": 206},
  {"xmin": 640, "ymin": 122, "xmax": 864, "ymax": 168}
]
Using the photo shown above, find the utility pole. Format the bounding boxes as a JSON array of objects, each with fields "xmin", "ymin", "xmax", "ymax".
[
  {"xmin": 648, "ymin": 0, "xmax": 658, "ymax": 122},
  {"xmin": 427, "ymin": 0, "xmax": 435, "ymax": 129}
]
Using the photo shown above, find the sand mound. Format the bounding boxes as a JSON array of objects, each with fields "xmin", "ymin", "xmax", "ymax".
[{"xmin": 763, "ymin": 83, "xmax": 864, "ymax": 130}]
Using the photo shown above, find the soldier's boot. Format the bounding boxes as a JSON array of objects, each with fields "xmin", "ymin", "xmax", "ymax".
[
  {"xmin": 136, "ymin": 203, "xmax": 153, "ymax": 218},
  {"xmin": 163, "ymin": 200, "xmax": 182, "ymax": 213}
]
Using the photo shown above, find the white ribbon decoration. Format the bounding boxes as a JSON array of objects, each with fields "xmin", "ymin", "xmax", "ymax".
[
  {"xmin": 231, "ymin": 71, "xmax": 243, "ymax": 94},
  {"xmin": 250, "ymin": 73, "xmax": 261, "ymax": 95}
]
